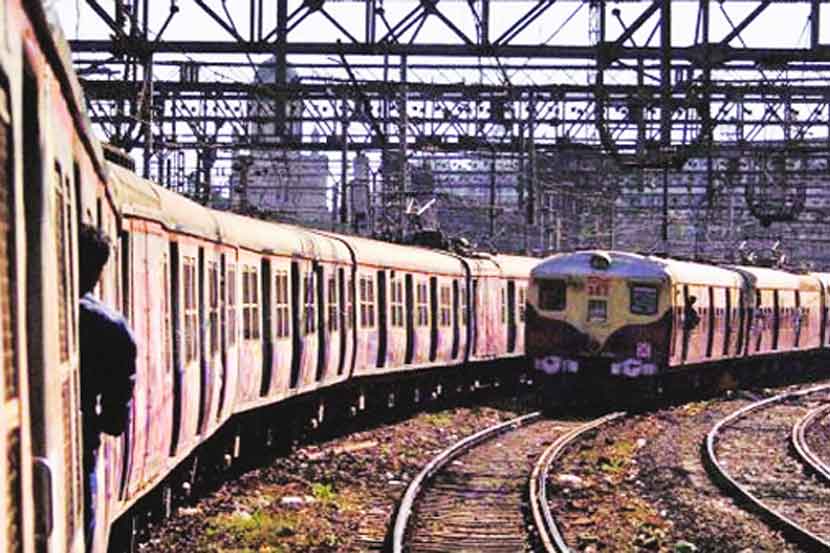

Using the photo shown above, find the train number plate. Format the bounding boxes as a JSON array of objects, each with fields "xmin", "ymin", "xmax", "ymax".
[{"xmin": 586, "ymin": 276, "xmax": 610, "ymax": 296}]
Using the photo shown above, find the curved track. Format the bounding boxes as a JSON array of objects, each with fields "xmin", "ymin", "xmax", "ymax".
[
  {"xmin": 705, "ymin": 384, "xmax": 830, "ymax": 551},
  {"xmin": 391, "ymin": 413, "xmax": 549, "ymax": 552},
  {"xmin": 529, "ymin": 412, "xmax": 626, "ymax": 553},
  {"xmin": 392, "ymin": 412, "xmax": 621, "ymax": 552},
  {"xmin": 793, "ymin": 402, "xmax": 830, "ymax": 482}
]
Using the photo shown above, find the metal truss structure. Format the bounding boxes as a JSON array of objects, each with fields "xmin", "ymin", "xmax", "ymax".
[{"xmin": 67, "ymin": 0, "xmax": 830, "ymax": 248}]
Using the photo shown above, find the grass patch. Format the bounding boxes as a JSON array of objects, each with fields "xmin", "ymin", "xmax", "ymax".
[
  {"xmin": 423, "ymin": 412, "xmax": 454, "ymax": 427},
  {"xmin": 311, "ymin": 483, "xmax": 337, "ymax": 504},
  {"xmin": 204, "ymin": 509, "xmax": 297, "ymax": 551}
]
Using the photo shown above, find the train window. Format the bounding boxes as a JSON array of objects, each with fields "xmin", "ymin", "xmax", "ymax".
[
  {"xmin": 275, "ymin": 271, "xmax": 289, "ymax": 338},
  {"xmin": 242, "ymin": 267, "xmax": 250, "ymax": 338},
  {"xmin": 630, "ymin": 284, "xmax": 659, "ymax": 315},
  {"xmin": 416, "ymin": 281, "xmax": 429, "ymax": 327},
  {"xmin": 519, "ymin": 287, "xmax": 526, "ymax": 322},
  {"xmin": 250, "ymin": 268, "xmax": 260, "ymax": 339},
  {"xmin": 538, "ymin": 279, "xmax": 566, "ymax": 311},
  {"xmin": 588, "ymin": 299, "xmax": 607, "ymax": 322},
  {"xmin": 327, "ymin": 275, "xmax": 338, "ymax": 332},
  {"xmin": 500, "ymin": 286, "xmax": 507, "ymax": 324},
  {"xmin": 359, "ymin": 275, "xmax": 375, "ymax": 328},
  {"xmin": 183, "ymin": 257, "xmax": 198, "ymax": 362},
  {"xmin": 242, "ymin": 265, "xmax": 260, "ymax": 340},
  {"xmin": 390, "ymin": 277, "xmax": 404, "ymax": 328},
  {"xmin": 227, "ymin": 264, "xmax": 237, "ymax": 345},
  {"xmin": 304, "ymin": 271, "xmax": 316, "ymax": 334},
  {"xmin": 208, "ymin": 262, "xmax": 219, "ymax": 355},
  {"xmin": 440, "ymin": 285, "xmax": 451, "ymax": 327},
  {"xmin": 55, "ymin": 164, "xmax": 69, "ymax": 363}
]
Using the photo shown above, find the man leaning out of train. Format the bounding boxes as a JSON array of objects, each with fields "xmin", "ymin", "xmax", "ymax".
[{"xmin": 78, "ymin": 223, "xmax": 137, "ymax": 553}]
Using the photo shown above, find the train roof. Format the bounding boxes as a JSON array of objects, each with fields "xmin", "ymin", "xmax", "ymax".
[
  {"xmin": 494, "ymin": 254, "xmax": 539, "ymax": 279},
  {"xmin": 731, "ymin": 265, "xmax": 821, "ymax": 291},
  {"xmin": 532, "ymin": 251, "xmax": 669, "ymax": 282},
  {"xmin": 809, "ymin": 272, "xmax": 830, "ymax": 289},
  {"xmin": 318, "ymin": 232, "xmax": 467, "ymax": 275},
  {"xmin": 659, "ymin": 257, "xmax": 744, "ymax": 287},
  {"xmin": 531, "ymin": 250, "xmax": 746, "ymax": 287}
]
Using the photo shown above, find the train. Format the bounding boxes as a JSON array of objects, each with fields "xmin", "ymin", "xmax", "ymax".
[
  {"xmin": 1, "ymin": 4, "xmax": 538, "ymax": 553},
  {"xmin": 526, "ymin": 250, "xmax": 830, "ymax": 400}
]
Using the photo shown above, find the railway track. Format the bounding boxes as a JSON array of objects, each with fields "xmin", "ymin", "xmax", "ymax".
[
  {"xmin": 530, "ymin": 412, "xmax": 626, "ymax": 553},
  {"xmin": 704, "ymin": 384, "xmax": 830, "ymax": 551},
  {"xmin": 793, "ymin": 402, "xmax": 830, "ymax": 482},
  {"xmin": 392, "ymin": 412, "xmax": 623, "ymax": 552}
]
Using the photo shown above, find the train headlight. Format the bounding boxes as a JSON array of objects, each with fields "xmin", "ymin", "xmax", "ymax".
[{"xmin": 589, "ymin": 253, "xmax": 611, "ymax": 270}]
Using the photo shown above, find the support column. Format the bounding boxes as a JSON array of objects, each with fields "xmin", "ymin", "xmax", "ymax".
[
  {"xmin": 660, "ymin": 0, "xmax": 672, "ymax": 245},
  {"xmin": 399, "ymin": 56, "xmax": 409, "ymax": 241},
  {"xmin": 275, "ymin": 0, "xmax": 288, "ymax": 139},
  {"xmin": 340, "ymin": 96, "xmax": 349, "ymax": 225}
]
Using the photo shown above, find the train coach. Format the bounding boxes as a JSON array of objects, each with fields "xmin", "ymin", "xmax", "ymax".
[
  {"xmin": 2, "ymin": 5, "xmax": 538, "ymax": 552},
  {"xmin": 526, "ymin": 250, "xmax": 830, "ymax": 401}
]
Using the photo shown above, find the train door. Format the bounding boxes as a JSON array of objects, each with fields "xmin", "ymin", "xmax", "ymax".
[
  {"xmin": 169, "ymin": 242, "xmax": 182, "ymax": 455},
  {"xmin": 117, "ymin": 230, "xmax": 133, "ymax": 502},
  {"xmin": 680, "ymin": 285, "xmax": 690, "ymax": 363},
  {"xmin": 794, "ymin": 290, "xmax": 801, "ymax": 349},
  {"xmin": 337, "ymin": 268, "xmax": 347, "ymax": 376},
  {"xmin": 24, "ymin": 65, "xmax": 85, "ymax": 552},
  {"xmin": 289, "ymin": 261, "xmax": 302, "ymax": 389},
  {"xmin": 507, "ymin": 281, "xmax": 517, "ymax": 353},
  {"xmin": 216, "ymin": 254, "xmax": 228, "ymax": 419},
  {"xmin": 315, "ymin": 264, "xmax": 326, "ymax": 380},
  {"xmin": 1, "ymin": 77, "xmax": 31, "ymax": 553},
  {"xmin": 471, "ymin": 279, "xmax": 479, "ymax": 356},
  {"xmin": 705, "ymin": 287, "xmax": 715, "ymax": 359},
  {"xmin": 122, "ymin": 228, "xmax": 148, "ymax": 500},
  {"xmin": 196, "ymin": 248, "xmax": 209, "ymax": 433},
  {"xmin": 429, "ymin": 277, "xmax": 438, "ymax": 362},
  {"xmin": 405, "ymin": 274, "xmax": 414, "ymax": 364},
  {"xmin": 376, "ymin": 270, "xmax": 387, "ymax": 368},
  {"xmin": 736, "ymin": 288, "xmax": 746, "ymax": 356},
  {"xmin": 259, "ymin": 259, "xmax": 272, "ymax": 396},
  {"xmin": 772, "ymin": 290, "xmax": 780, "ymax": 351},
  {"xmin": 148, "ymin": 240, "xmax": 173, "ymax": 477},
  {"xmin": 723, "ymin": 288, "xmax": 731, "ymax": 356},
  {"xmin": 321, "ymin": 267, "xmax": 341, "ymax": 380},
  {"xmin": 451, "ymin": 280, "xmax": 460, "ymax": 360}
]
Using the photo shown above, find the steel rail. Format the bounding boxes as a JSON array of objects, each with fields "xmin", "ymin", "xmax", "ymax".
[
  {"xmin": 704, "ymin": 383, "xmax": 830, "ymax": 552},
  {"xmin": 390, "ymin": 411, "xmax": 542, "ymax": 553},
  {"xmin": 529, "ymin": 412, "xmax": 627, "ymax": 553},
  {"xmin": 792, "ymin": 402, "xmax": 830, "ymax": 482}
]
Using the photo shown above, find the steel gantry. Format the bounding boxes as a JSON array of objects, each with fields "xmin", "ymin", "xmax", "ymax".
[{"xmin": 66, "ymin": 0, "xmax": 830, "ymax": 248}]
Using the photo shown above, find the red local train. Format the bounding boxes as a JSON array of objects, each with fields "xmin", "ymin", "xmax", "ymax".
[
  {"xmin": 526, "ymin": 250, "xmax": 830, "ymax": 400},
  {"xmin": 2, "ymin": 4, "xmax": 538, "ymax": 552}
]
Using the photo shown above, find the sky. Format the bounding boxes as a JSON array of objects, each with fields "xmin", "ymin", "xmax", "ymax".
[{"xmin": 50, "ymin": 0, "xmax": 826, "ymax": 194}]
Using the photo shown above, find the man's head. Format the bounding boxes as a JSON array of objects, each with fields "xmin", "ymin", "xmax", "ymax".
[
  {"xmin": 688, "ymin": 295, "xmax": 697, "ymax": 306},
  {"xmin": 79, "ymin": 223, "xmax": 111, "ymax": 295}
]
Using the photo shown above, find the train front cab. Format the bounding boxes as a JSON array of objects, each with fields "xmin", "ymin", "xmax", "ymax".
[{"xmin": 528, "ymin": 253, "xmax": 664, "ymax": 376}]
